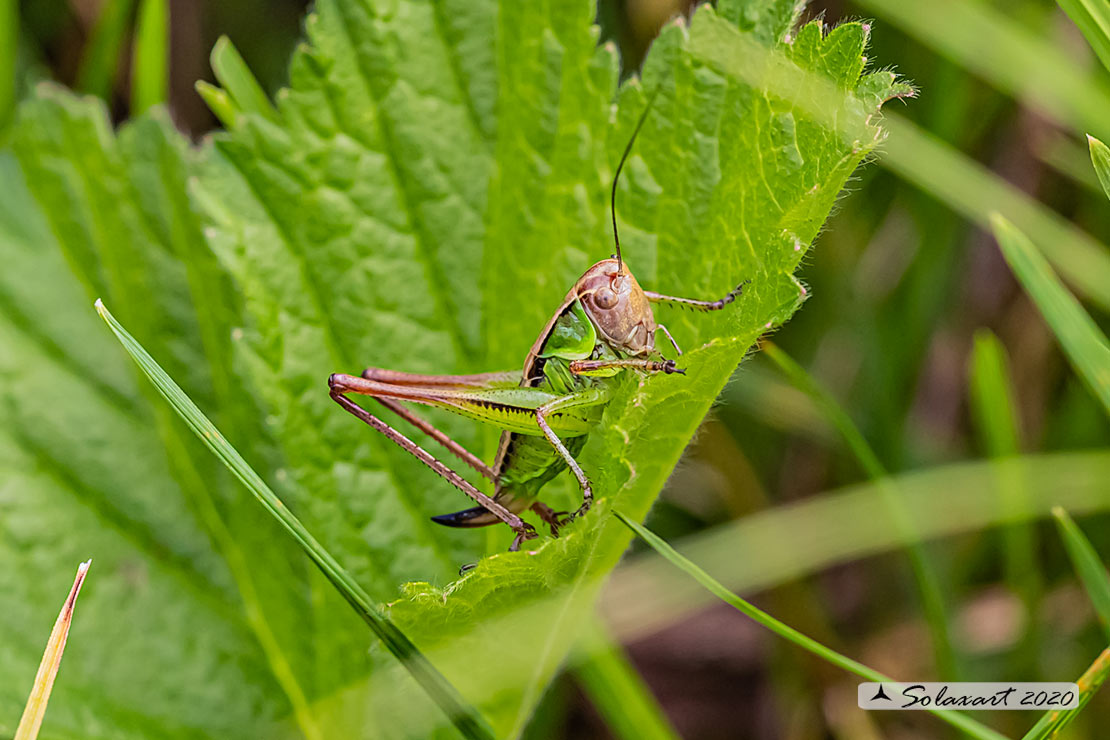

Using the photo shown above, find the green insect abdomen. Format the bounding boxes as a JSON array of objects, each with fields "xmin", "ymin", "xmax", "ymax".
[{"xmin": 498, "ymin": 433, "xmax": 586, "ymax": 496}]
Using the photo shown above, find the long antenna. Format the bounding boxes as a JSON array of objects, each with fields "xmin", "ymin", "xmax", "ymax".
[{"xmin": 611, "ymin": 88, "xmax": 660, "ymax": 274}]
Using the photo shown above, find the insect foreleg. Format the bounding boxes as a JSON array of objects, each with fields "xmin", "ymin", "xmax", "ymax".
[
  {"xmin": 568, "ymin": 358, "xmax": 684, "ymax": 376},
  {"xmin": 533, "ymin": 387, "xmax": 610, "ymax": 519},
  {"xmin": 656, "ymin": 324, "xmax": 682, "ymax": 355},
  {"xmin": 644, "ymin": 279, "xmax": 750, "ymax": 312},
  {"xmin": 328, "ymin": 379, "xmax": 537, "ymax": 547}
]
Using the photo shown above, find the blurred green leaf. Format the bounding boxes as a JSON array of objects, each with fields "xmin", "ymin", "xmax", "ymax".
[
  {"xmin": 1052, "ymin": 507, "xmax": 1110, "ymax": 642},
  {"xmin": 882, "ymin": 115, "xmax": 1110, "ymax": 311},
  {"xmin": 573, "ymin": 621, "xmax": 680, "ymax": 740},
  {"xmin": 762, "ymin": 341, "xmax": 957, "ymax": 678},
  {"xmin": 75, "ymin": 0, "xmax": 136, "ymax": 99},
  {"xmin": 763, "ymin": 341, "xmax": 885, "ymax": 478},
  {"xmin": 614, "ymin": 513, "xmax": 1008, "ymax": 740},
  {"xmin": 1058, "ymin": 0, "xmax": 1110, "ymax": 76},
  {"xmin": 208, "ymin": 36, "xmax": 276, "ymax": 122},
  {"xmin": 1088, "ymin": 134, "xmax": 1110, "ymax": 201},
  {"xmin": 0, "ymin": 0, "xmax": 15, "ymax": 130},
  {"xmin": 969, "ymin": 330, "xmax": 1042, "ymax": 624},
  {"xmin": 992, "ymin": 214, "xmax": 1110, "ymax": 415},
  {"xmin": 857, "ymin": 0, "xmax": 1110, "ymax": 141},
  {"xmin": 195, "ymin": 79, "xmax": 238, "ymax": 129},
  {"xmin": 969, "ymin": 330, "xmax": 1022, "ymax": 457},
  {"xmin": 603, "ymin": 450, "xmax": 1110, "ymax": 643},
  {"xmin": 130, "ymin": 0, "xmax": 168, "ymax": 114}
]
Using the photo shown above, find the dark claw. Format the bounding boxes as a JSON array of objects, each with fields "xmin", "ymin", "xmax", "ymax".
[
  {"xmin": 459, "ymin": 562, "xmax": 477, "ymax": 575},
  {"xmin": 663, "ymin": 360, "xmax": 686, "ymax": 375},
  {"xmin": 509, "ymin": 523, "xmax": 539, "ymax": 552}
]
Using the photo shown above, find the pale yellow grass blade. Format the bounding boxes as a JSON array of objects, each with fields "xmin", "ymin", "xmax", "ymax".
[{"xmin": 14, "ymin": 560, "xmax": 91, "ymax": 740}]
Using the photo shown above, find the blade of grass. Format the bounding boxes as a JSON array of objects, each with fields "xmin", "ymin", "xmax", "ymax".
[
  {"xmin": 992, "ymin": 214, "xmax": 1110, "ymax": 415},
  {"xmin": 130, "ymin": 0, "xmax": 168, "ymax": 114},
  {"xmin": 1020, "ymin": 647, "xmax": 1110, "ymax": 740},
  {"xmin": 1052, "ymin": 507, "xmax": 1110, "ymax": 642},
  {"xmin": 761, "ymin": 342, "xmax": 958, "ymax": 679},
  {"xmin": 15, "ymin": 560, "xmax": 91, "ymax": 740},
  {"xmin": 0, "ymin": 0, "xmax": 15, "ymax": 130},
  {"xmin": 75, "ymin": 0, "xmax": 137, "ymax": 99},
  {"xmin": 1087, "ymin": 134, "xmax": 1110, "ymax": 201},
  {"xmin": 613, "ymin": 512, "xmax": 1008, "ymax": 740},
  {"xmin": 1058, "ymin": 0, "xmax": 1110, "ymax": 76},
  {"xmin": 209, "ymin": 36, "xmax": 277, "ymax": 122},
  {"xmin": 572, "ymin": 620, "xmax": 681, "ymax": 740},
  {"xmin": 94, "ymin": 299, "xmax": 494, "ymax": 740},
  {"xmin": 881, "ymin": 114, "xmax": 1110, "ymax": 312},
  {"xmin": 195, "ymin": 80, "xmax": 238, "ymax": 130},
  {"xmin": 603, "ymin": 451, "xmax": 1110, "ymax": 646},
  {"xmin": 969, "ymin": 330, "xmax": 1042, "ymax": 611},
  {"xmin": 969, "ymin": 331, "xmax": 1022, "ymax": 458},
  {"xmin": 761, "ymin": 343, "xmax": 883, "ymax": 478}
]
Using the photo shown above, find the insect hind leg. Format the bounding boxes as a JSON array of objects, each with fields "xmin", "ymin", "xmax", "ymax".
[{"xmin": 328, "ymin": 375, "xmax": 535, "ymax": 542}]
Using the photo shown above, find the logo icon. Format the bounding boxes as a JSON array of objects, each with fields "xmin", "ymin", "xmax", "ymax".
[{"xmin": 871, "ymin": 685, "xmax": 892, "ymax": 702}]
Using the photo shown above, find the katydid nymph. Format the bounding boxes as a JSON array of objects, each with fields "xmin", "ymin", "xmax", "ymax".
[{"xmin": 328, "ymin": 99, "xmax": 746, "ymax": 551}]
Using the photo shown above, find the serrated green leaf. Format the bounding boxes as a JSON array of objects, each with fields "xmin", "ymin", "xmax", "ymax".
[{"xmin": 0, "ymin": 0, "xmax": 907, "ymax": 736}]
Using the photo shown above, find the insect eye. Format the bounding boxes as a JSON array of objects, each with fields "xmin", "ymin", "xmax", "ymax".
[{"xmin": 593, "ymin": 288, "xmax": 618, "ymax": 309}]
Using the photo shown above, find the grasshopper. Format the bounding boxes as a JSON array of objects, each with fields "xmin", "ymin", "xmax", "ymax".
[{"xmin": 328, "ymin": 100, "xmax": 745, "ymax": 550}]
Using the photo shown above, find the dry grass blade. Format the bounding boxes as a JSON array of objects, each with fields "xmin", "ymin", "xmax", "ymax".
[
  {"xmin": 14, "ymin": 560, "xmax": 91, "ymax": 740},
  {"xmin": 1021, "ymin": 647, "xmax": 1110, "ymax": 739}
]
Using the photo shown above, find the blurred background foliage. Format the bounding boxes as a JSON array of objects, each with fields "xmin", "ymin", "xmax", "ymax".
[{"xmin": 4, "ymin": 0, "xmax": 1110, "ymax": 738}]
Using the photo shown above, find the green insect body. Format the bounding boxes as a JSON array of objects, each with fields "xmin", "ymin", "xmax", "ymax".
[
  {"xmin": 327, "ymin": 99, "xmax": 746, "ymax": 550},
  {"xmin": 440, "ymin": 299, "xmax": 621, "ymax": 529}
]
